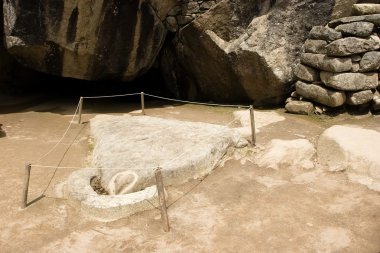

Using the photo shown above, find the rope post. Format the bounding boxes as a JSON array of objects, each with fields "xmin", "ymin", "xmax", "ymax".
[
  {"xmin": 21, "ymin": 163, "xmax": 31, "ymax": 209},
  {"xmin": 154, "ymin": 168, "xmax": 170, "ymax": 232},
  {"xmin": 78, "ymin": 97, "xmax": 84, "ymax": 124},
  {"xmin": 249, "ymin": 105, "xmax": 256, "ymax": 146},
  {"xmin": 141, "ymin": 92, "xmax": 145, "ymax": 115}
]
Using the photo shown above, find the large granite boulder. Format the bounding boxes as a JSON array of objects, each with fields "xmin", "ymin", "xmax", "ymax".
[
  {"xmin": 3, "ymin": 0, "xmax": 175, "ymax": 80},
  {"xmin": 160, "ymin": 0, "xmax": 338, "ymax": 105}
]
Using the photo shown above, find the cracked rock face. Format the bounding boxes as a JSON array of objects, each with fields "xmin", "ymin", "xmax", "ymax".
[
  {"xmin": 161, "ymin": 0, "xmax": 337, "ymax": 105},
  {"xmin": 3, "ymin": 0, "xmax": 174, "ymax": 81}
]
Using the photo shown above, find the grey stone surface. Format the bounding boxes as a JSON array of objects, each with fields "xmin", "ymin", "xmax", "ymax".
[
  {"xmin": 304, "ymin": 39, "xmax": 328, "ymax": 54},
  {"xmin": 351, "ymin": 54, "xmax": 362, "ymax": 62},
  {"xmin": 295, "ymin": 81, "xmax": 346, "ymax": 107},
  {"xmin": 285, "ymin": 100, "xmax": 315, "ymax": 115},
  {"xmin": 301, "ymin": 53, "xmax": 352, "ymax": 72},
  {"xmin": 160, "ymin": 1, "xmax": 337, "ymax": 106},
  {"xmin": 352, "ymin": 63, "xmax": 360, "ymax": 72},
  {"xmin": 320, "ymin": 71, "xmax": 378, "ymax": 91},
  {"xmin": 359, "ymin": 51, "xmax": 380, "ymax": 72},
  {"xmin": 326, "ymin": 37, "xmax": 380, "ymax": 57},
  {"xmin": 352, "ymin": 4, "xmax": 380, "ymax": 15},
  {"xmin": 294, "ymin": 64, "xmax": 320, "ymax": 82},
  {"xmin": 335, "ymin": 22, "xmax": 374, "ymax": 38},
  {"xmin": 90, "ymin": 115, "xmax": 246, "ymax": 194},
  {"xmin": 328, "ymin": 13, "xmax": 380, "ymax": 28},
  {"xmin": 166, "ymin": 16, "xmax": 178, "ymax": 32},
  {"xmin": 309, "ymin": 26, "xmax": 342, "ymax": 42},
  {"xmin": 317, "ymin": 125, "xmax": 380, "ymax": 191},
  {"xmin": 346, "ymin": 90, "xmax": 374, "ymax": 105}
]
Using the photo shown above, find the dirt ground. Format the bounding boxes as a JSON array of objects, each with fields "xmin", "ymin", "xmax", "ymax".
[{"xmin": 0, "ymin": 96, "xmax": 380, "ymax": 252}]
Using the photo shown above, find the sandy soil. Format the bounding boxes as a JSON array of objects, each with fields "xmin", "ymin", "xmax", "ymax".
[{"xmin": 0, "ymin": 97, "xmax": 380, "ymax": 252}]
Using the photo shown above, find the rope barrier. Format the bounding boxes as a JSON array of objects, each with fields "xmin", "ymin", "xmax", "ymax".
[
  {"xmin": 144, "ymin": 93, "xmax": 250, "ymax": 108},
  {"xmin": 24, "ymin": 90, "xmax": 254, "ymax": 212},
  {"xmin": 82, "ymin": 93, "xmax": 141, "ymax": 99},
  {"xmin": 35, "ymin": 98, "xmax": 81, "ymax": 163},
  {"xmin": 81, "ymin": 91, "xmax": 250, "ymax": 108}
]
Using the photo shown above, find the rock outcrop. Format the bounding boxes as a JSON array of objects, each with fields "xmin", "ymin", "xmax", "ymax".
[
  {"xmin": 161, "ymin": 0, "xmax": 338, "ymax": 105},
  {"xmin": 286, "ymin": 3, "xmax": 380, "ymax": 115},
  {"xmin": 318, "ymin": 125, "xmax": 380, "ymax": 192},
  {"xmin": 3, "ymin": 0, "xmax": 174, "ymax": 81}
]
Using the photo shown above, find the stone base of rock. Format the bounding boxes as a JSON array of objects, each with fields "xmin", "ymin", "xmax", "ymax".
[{"xmin": 285, "ymin": 100, "xmax": 315, "ymax": 115}]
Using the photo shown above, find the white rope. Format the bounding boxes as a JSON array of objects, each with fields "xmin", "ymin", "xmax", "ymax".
[
  {"xmin": 144, "ymin": 93, "xmax": 250, "ymax": 108},
  {"xmin": 80, "ymin": 91, "xmax": 250, "ymax": 108},
  {"xmin": 35, "ymin": 99, "xmax": 81, "ymax": 163},
  {"xmin": 31, "ymin": 107, "xmax": 252, "ymax": 171},
  {"xmin": 82, "ymin": 93, "xmax": 141, "ymax": 99}
]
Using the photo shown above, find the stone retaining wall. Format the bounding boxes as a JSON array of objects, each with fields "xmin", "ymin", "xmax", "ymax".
[
  {"xmin": 164, "ymin": 0, "xmax": 220, "ymax": 32},
  {"xmin": 286, "ymin": 3, "xmax": 380, "ymax": 115}
]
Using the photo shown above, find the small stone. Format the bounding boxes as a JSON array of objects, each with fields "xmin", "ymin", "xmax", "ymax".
[
  {"xmin": 285, "ymin": 97, "xmax": 296, "ymax": 104},
  {"xmin": 165, "ymin": 16, "xmax": 178, "ymax": 32},
  {"xmin": 372, "ymin": 91, "xmax": 380, "ymax": 111},
  {"xmin": 291, "ymin": 91, "xmax": 300, "ymax": 99},
  {"xmin": 352, "ymin": 63, "xmax": 360, "ymax": 72},
  {"xmin": 295, "ymin": 81, "xmax": 346, "ymax": 107},
  {"xmin": 285, "ymin": 101, "xmax": 315, "ymax": 115},
  {"xmin": 314, "ymin": 105, "xmax": 323, "ymax": 115},
  {"xmin": 301, "ymin": 53, "xmax": 352, "ymax": 73},
  {"xmin": 182, "ymin": 2, "xmax": 200, "ymax": 15},
  {"xmin": 352, "ymin": 4, "xmax": 380, "ymax": 15},
  {"xmin": 200, "ymin": 1, "xmax": 215, "ymax": 10},
  {"xmin": 346, "ymin": 90, "xmax": 374, "ymax": 105},
  {"xmin": 335, "ymin": 22, "xmax": 374, "ymax": 38},
  {"xmin": 359, "ymin": 51, "xmax": 380, "ymax": 72},
  {"xmin": 177, "ymin": 15, "xmax": 194, "ymax": 25},
  {"xmin": 304, "ymin": 39, "xmax": 327, "ymax": 54},
  {"xmin": 320, "ymin": 72, "xmax": 378, "ymax": 91},
  {"xmin": 328, "ymin": 14, "xmax": 380, "ymax": 28},
  {"xmin": 326, "ymin": 37, "xmax": 380, "ymax": 57},
  {"xmin": 309, "ymin": 26, "xmax": 342, "ymax": 42},
  {"xmin": 294, "ymin": 64, "xmax": 320, "ymax": 82},
  {"xmin": 351, "ymin": 55, "xmax": 362, "ymax": 62}
]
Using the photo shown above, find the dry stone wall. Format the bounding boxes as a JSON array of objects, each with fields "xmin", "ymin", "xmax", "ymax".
[
  {"xmin": 286, "ymin": 3, "xmax": 380, "ymax": 115},
  {"xmin": 165, "ymin": 0, "xmax": 220, "ymax": 32}
]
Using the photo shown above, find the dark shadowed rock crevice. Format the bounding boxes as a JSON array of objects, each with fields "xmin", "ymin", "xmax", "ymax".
[{"xmin": 3, "ymin": 0, "xmax": 170, "ymax": 81}]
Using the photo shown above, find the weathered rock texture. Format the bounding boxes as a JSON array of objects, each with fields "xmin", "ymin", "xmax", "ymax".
[
  {"xmin": 161, "ymin": 0, "xmax": 337, "ymax": 105},
  {"xmin": 318, "ymin": 125, "xmax": 380, "ymax": 192},
  {"xmin": 286, "ymin": 4, "xmax": 380, "ymax": 114},
  {"xmin": 90, "ymin": 114, "xmax": 246, "ymax": 193},
  {"xmin": 3, "ymin": 0, "xmax": 173, "ymax": 81}
]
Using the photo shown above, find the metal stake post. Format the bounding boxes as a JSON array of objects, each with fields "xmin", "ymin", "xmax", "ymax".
[
  {"xmin": 154, "ymin": 168, "xmax": 170, "ymax": 232},
  {"xmin": 249, "ymin": 105, "xmax": 256, "ymax": 146},
  {"xmin": 21, "ymin": 163, "xmax": 31, "ymax": 209},
  {"xmin": 141, "ymin": 92, "xmax": 145, "ymax": 115},
  {"xmin": 78, "ymin": 97, "xmax": 84, "ymax": 124}
]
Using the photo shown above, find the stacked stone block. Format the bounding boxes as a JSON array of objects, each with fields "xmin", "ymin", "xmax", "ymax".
[
  {"xmin": 164, "ymin": 0, "xmax": 219, "ymax": 32},
  {"xmin": 286, "ymin": 4, "xmax": 380, "ymax": 115}
]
